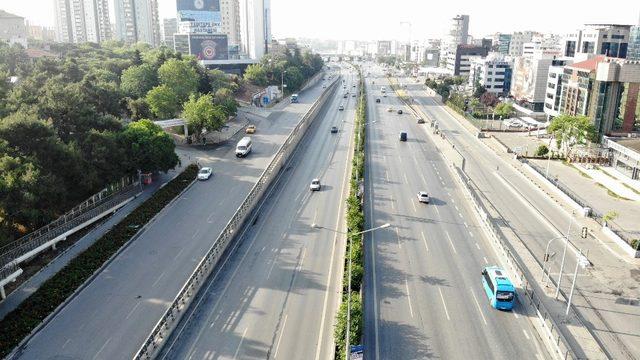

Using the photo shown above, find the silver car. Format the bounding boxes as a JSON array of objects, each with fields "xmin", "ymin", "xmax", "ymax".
[{"xmin": 417, "ymin": 191, "xmax": 430, "ymax": 203}]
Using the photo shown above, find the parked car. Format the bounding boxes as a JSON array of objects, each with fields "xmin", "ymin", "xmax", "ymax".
[
  {"xmin": 399, "ymin": 132, "xmax": 407, "ymax": 141},
  {"xmin": 376, "ymin": 98, "xmax": 381, "ymax": 103},
  {"xmin": 245, "ymin": 125, "xmax": 256, "ymax": 134},
  {"xmin": 310, "ymin": 178, "xmax": 321, "ymax": 191},
  {"xmin": 197, "ymin": 167, "xmax": 213, "ymax": 180},
  {"xmin": 331, "ymin": 126, "xmax": 338, "ymax": 133},
  {"xmin": 397, "ymin": 109, "xmax": 403, "ymax": 115},
  {"xmin": 338, "ymin": 105, "xmax": 344, "ymax": 111},
  {"xmin": 416, "ymin": 117, "xmax": 425, "ymax": 124},
  {"xmin": 387, "ymin": 107, "xmax": 394, "ymax": 112},
  {"xmin": 417, "ymin": 191, "xmax": 430, "ymax": 203}
]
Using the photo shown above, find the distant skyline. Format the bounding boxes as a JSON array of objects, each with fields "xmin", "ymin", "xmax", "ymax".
[{"xmin": 1, "ymin": 0, "xmax": 638, "ymax": 41}]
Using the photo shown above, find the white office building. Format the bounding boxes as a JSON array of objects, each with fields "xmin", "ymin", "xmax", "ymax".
[
  {"xmin": 114, "ymin": 0, "xmax": 160, "ymax": 46},
  {"xmin": 221, "ymin": 0, "xmax": 241, "ymax": 46},
  {"xmin": 562, "ymin": 24, "xmax": 631, "ymax": 59},
  {"xmin": 162, "ymin": 18, "xmax": 177, "ymax": 48},
  {"xmin": 509, "ymin": 31, "xmax": 537, "ymax": 57},
  {"xmin": 239, "ymin": 0, "xmax": 271, "ymax": 59},
  {"xmin": 511, "ymin": 52, "xmax": 557, "ymax": 112},
  {"xmin": 54, "ymin": 0, "xmax": 111, "ymax": 43},
  {"xmin": 543, "ymin": 58, "xmax": 573, "ymax": 119},
  {"xmin": 468, "ymin": 54, "xmax": 513, "ymax": 95},
  {"xmin": 444, "ymin": 14, "xmax": 469, "ymax": 69}
]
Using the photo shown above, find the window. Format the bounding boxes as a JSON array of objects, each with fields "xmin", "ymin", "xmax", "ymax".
[
  {"xmin": 548, "ymin": 83, "xmax": 556, "ymax": 89},
  {"xmin": 550, "ymin": 73, "xmax": 557, "ymax": 79},
  {"xmin": 485, "ymin": 85, "xmax": 491, "ymax": 88},
  {"xmin": 483, "ymin": 272, "xmax": 494, "ymax": 293},
  {"xmin": 496, "ymin": 291, "xmax": 514, "ymax": 302},
  {"xmin": 496, "ymin": 71, "xmax": 505, "ymax": 76},
  {"xmin": 611, "ymin": 34, "xmax": 625, "ymax": 40},
  {"xmin": 488, "ymin": 71, "xmax": 493, "ymax": 75}
]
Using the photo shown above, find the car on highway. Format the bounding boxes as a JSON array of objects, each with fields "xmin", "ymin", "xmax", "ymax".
[
  {"xmin": 235, "ymin": 136, "xmax": 252, "ymax": 157},
  {"xmin": 383, "ymin": 93, "xmax": 387, "ymax": 97},
  {"xmin": 352, "ymin": 93, "xmax": 356, "ymax": 97},
  {"xmin": 330, "ymin": 126, "xmax": 338, "ymax": 133},
  {"xmin": 338, "ymin": 105, "xmax": 344, "ymax": 111},
  {"xmin": 197, "ymin": 167, "xmax": 213, "ymax": 180},
  {"xmin": 397, "ymin": 109, "xmax": 403, "ymax": 114},
  {"xmin": 417, "ymin": 191, "xmax": 430, "ymax": 203},
  {"xmin": 416, "ymin": 117, "xmax": 425, "ymax": 124},
  {"xmin": 245, "ymin": 124, "xmax": 256, "ymax": 134},
  {"xmin": 399, "ymin": 132, "xmax": 407, "ymax": 141},
  {"xmin": 310, "ymin": 178, "xmax": 321, "ymax": 191},
  {"xmin": 323, "ymin": 84, "xmax": 327, "ymax": 88},
  {"xmin": 386, "ymin": 107, "xmax": 393, "ymax": 112},
  {"xmin": 376, "ymin": 98, "xmax": 381, "ymax": 103}
]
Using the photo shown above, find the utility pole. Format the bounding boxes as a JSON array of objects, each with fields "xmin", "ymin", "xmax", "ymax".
[
  {"xmin": 555, "ymin": 213, "xmax": 574, "ymax": 299},
  {"xmin": 565, "ymin": 249, "xmax": 582, "ymax": 317}
]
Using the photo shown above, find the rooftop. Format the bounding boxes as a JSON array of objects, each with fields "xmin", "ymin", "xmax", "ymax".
[
  {"xmin": 614, "ymin": 138, "xmax": 640, "ymax": 154},
  {"xmin": 568, "ymin": 55, "xmax": 606, "ymax": 71},
  {"xmin": 0, "ymin": 10, "xmax": 23, "ymax": 19}
]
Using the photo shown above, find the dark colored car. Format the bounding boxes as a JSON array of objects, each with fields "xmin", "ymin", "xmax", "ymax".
[
  {"xmin": 331, "ymin": 126, "xmax": 338, "ymax": 133},
  {"xmin": 399, "ymin": 132, "xmax": 407, "ymax": 141},
  {"xmin": 376, "ymin": 98, "xmax": 381, "ymax": 103},
  {"xmin": 397, "ymin": 109, "xmax": 403, "ymax": 114}
]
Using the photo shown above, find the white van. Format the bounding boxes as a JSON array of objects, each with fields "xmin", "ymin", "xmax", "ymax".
[{"xmin": 235, "ymin": 136, "xmax": 252, "ymax": 157}]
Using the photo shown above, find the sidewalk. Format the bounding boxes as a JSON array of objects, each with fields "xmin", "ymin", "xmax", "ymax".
[{"xmin": 0, "ymin": 153, "xmax": 193, "ymax": 320}]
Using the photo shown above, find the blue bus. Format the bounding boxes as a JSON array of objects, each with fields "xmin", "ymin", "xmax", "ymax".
[{"xmin": 481, "ymin": 266, "xmax": 515, "ymax": 310}]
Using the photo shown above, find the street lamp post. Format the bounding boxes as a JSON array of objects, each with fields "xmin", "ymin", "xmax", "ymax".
[
  {"xmin": 541, "ymin": 235, "xmax": 566, "ymax": 284},
  {"xmin": 345, "ymin": 223, "xmax": 390, "ymax": 360},
  {"xmin": 555, "ymin": 211, "xmax": 575, "ymax": 299},
  {"xmin": 281, "ymin": 70, "xmax": 287, "ymax": 98}
]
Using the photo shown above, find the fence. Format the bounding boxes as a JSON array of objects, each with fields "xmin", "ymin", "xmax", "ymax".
[
  {"xmin": 0, "ymin": 176, "xmax": 141, "ymax": 281},
  {"xmin": 523, "ymin": 158, "xmax": 636, "ymax": 247},
  {"xmin": 133, "ymin": 76, "xmax": 340, "ymax": 360}
]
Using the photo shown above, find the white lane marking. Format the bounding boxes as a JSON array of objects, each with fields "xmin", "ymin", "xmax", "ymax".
[
  {"xmin": 463, "ymin": 221, "xmax": 468, "ymax": 228},
  {"xmin": 62, "ymin": 339, "xmax": 71, "ymax": 349},
  {"xmin": 405, "ymin": 278, "xmax": 414, "ymax": 318},
  {"xmin": 312, "ymin": 209, "xmax": 318, "ymax": 227},
  {"xmin": 398, "ymin": 155, "xmax": 403, "ymax": 163},
  {"xmin": 475, "ymin": 243, "xmax": 480, "ymax": 250},
  {"xmin": 174, "ymin": 247, "xmax": 185, "ymax": 260},
  {"xmin": 232, "ymin": 328, "xmax": 248, "ymax": 360},
  {"xmin": 421, "ymin": 231, "xmax": 429, "ymax": 252},
  {"xmin": 445, "ymin": 231, "xmax": 457, "ymax": 254},
  {"xmin": 454, "ymin": 205, "xmax": 460, "ymax": 211},
  {"xmin": 412, "ymin": 198, "xmax": 417, "ymax": 213},
  {"xmin": 395, "ymin": 227, "xmax": 402, "ymax": 249},
  {"xmin": 470, "ymin": 289, "xmax": 488, "ymax": 325},
  {"xmin": 274, "ymin": 315, "xmax": 288, "ymax": 359},
  {"xmin": 152, "ymin": 270, "xmax": 167, "ymax": 287},
  {"xmin": 206, "ymin": 211, "xmax": 216, "ymax": 223},
  {"xmin": 514, "ymin": 312, "xmax": 520, "ymax": 319},
  {"xmin": 403, "ymin": 172, "xmax": 409, "ymax": 184},
  {"xmin": 523, "ymin": 329, "xmax": 531, "ymax": 340},
  {"xmin": 390, "ymin": 194, "xmax": 395, "ymax": 210},
  {"xmin": 483, "ymin": 256, "xmax": 488, "ymax": 264},
  {"xmin": 299, "ymin": 247, "xmax": 307, "ymax": 267},
  {"xmin": 266, "ymin": 249, "xmax": 279, "ymax": 280},
  {"xmin": 469, "ymin": 231, "xmax": 474, "ymax": 238},
  {"xmin": 434, "ymin": 206, "xmax": 440, "ymax": 216},
  {"xmin": 458, "ymin": 212, "xmax": 463, "ymax": 218},
  {"xmin": 92, "ymin": 337, "xmax": 112, "ymax": 360},
  {"xmin": 438, "ymin": 287, "xmax": 451, "ymax": 320},
  {"xmin": 385, "ymin": 171, "xmax": 390, "ymax": 183},
  {"xmin": 125, "ymin": 301, "xmax": 142, "ymax": 320},
  {"xmin": 451, "ymin": 198, "xmax": 455, "ymax": 203},
  {"xmin": 192, "ymin": 228, "xmax": 200, "ymax": 239}
]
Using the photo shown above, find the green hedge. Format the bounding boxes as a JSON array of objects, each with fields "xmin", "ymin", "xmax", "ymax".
[
  {"xmin": 335, "ymin": 66, "xmax": 366, "ymax": 360},
  {"xmin": 0, "ymin": 164, "xmax": 199, "ymax": 358}
]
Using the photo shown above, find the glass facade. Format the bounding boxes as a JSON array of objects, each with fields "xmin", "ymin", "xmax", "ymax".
[{"xmin": 628, "ymin": 26, "xmax": 640, "ymax": 61}]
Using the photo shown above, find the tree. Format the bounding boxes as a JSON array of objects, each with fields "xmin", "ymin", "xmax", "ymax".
[
  {"xmin": 473, "ymin": 81, "xmax": 486, "ymax": 98},
  {"xmin": 146, "ymin": 84, "xmax": 180, "ymax": 119},
  {"xmin": 120, "ymin": 63, "xmax": 158, "ymax": 98},
  {"xmin": 243, "ymin": 64, "xmax": 268, "ymax": 86},
  {"xmin": 547, "ymin": 114, "xmax": 597, "ymax": 155},
  {"xmin": 480, "ymin": 92, "xmax": 499, "ymax": 107},
  {"xmin": 213, "ymin": 88, "xmax": 238, "ymax": 117},
  {"xmin": 157, "ymin": 59, "xmax": 199, "ymax": 103},
  {"xmin": 182, "ymin": 93, "xmax": 227, "ymax": 141},
  {"xmin": 118, "ymin": 120, "xmax": 178, "ymax": 173},
  {"xmin": 284, "ymin": 66, "xmax": 304, "ymax": 91},
  {"xmin": 494, "ymin": 102, "xmax": 514, "ymax": 119},
  {"xmin": 125, "ymin": 97, "xmax": 152, "ymax": 121},
  {"xmin": 535, "ymin": 144, "xmax": 549, "ymax": 157}
]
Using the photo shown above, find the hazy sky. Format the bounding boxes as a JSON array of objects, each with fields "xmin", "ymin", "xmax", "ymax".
[{"xmin": 2, "ymin": 0, "xmax": 638, "ymax": 40}]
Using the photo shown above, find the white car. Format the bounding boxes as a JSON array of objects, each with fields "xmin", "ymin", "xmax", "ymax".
[
  {"xmin": 310, "ymin": 178, "xmax": 321, "ymax": 191},
  {"xmin": 417, "ymin": 191, "xmax": 430, "ymax": 203},
  {"xmin": 197, "ymin": 167, "xmax": 213, "ymax": 180}
]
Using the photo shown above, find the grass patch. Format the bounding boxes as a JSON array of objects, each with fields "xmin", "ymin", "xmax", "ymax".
[
  {"xmin": 0, "ymin": 164, "xmax": 199, "ymax": 358},
  {"xmin": 597, "ymin": 167, "xmax": 618, "ymax": 180},
  {"xmin": 596, "ymin": 183, "xmax": 631, "ymax": 200}
]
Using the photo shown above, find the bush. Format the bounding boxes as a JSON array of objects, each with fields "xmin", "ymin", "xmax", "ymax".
[
  {"xmin": 0, "ymin": 164, "xmax": 198, "ymax": 358},
  {"xmin": 535, "ymin": 144, "xmax": 549, "ymax": 157},
  {"xmin": 631, "ymin": 239, "xmax": 640, "ymax": 250}
]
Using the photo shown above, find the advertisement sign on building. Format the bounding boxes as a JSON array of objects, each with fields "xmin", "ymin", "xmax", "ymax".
[
  {"xmin": 177, "ymin": 0, "xmax": 221, "ymax": 24},
  {"xmin": 190, "ymin": 34, "xmax": 229, "ymax": 60},
  {"xmin": 178, "ymin": 21, "xmax": 221, "ymax": 34}
]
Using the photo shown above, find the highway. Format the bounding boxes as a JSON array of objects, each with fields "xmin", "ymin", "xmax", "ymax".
[
  {"xmin": 12, "ymin": 74, "xmax": 331, "ymax": 360},
  {"xmin": 160, "ymin": 69, "xmax": 357, "ymax": 359},
  {"xmin": 362, "ymin": 68, "xmax": 549, "ymax": 359},
  {"xmin": 402, "ymin": 77, "xmax": 638, "ymax": 359}
]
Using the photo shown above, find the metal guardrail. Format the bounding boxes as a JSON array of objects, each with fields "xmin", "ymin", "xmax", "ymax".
[
  {"xmin": 523, "ymin": 159, "xmax": 636, "ymax": 246},
  {"xmin": 454, "ymin": 167, "xmax": 578, "ymax": 360},
  {"xmin": 0, "ymin": 176, "xmax": 141, "ymax": 273},
  {"xmin": 133, "ymin": 76, "xmax": 340, "ymax": 360}
]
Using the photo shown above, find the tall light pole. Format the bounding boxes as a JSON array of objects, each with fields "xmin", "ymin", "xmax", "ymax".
[
  {"xmin": 345, "ymin": 223, "xmax": 390, "ymax": 360},
  {"xmin": 281, "ymin": 70, "xmax": 287, "ymax": 98},
  {"xmin": 555, "ymin": 211, "xmax": 575, "ymax": 299}
]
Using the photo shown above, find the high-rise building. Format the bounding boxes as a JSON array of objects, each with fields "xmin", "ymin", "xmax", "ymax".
[
  {"xmin": 508, "ymin": 31, "xmax": 537, "ymax": 57},
  {"xmin": 561, "ymin": 24, "xmax": 631, "ymax": 59},
  {"xmin": 220, "ymin": 0, "xmax": 241, "ymax": 46},
  {"xmin": 239, "ymin": 0, "xmax": 271, "ymax": 59},
  {"xmin": 162, "ymin": 18, "xmax": 177, "ymax": 48},
  {"xmin": 543, "ymin": 58, "xmax": 573, "ymax": 119},
  {"xmin": 444, "ymin": 14, "xmax": 469, "ymax": 69},
  {"xmin": 510, "ymin": 52, "xmax": 557, "ymax": 112},
  {"xmin": 0, "ymin": 10, "xmax": 27, "ymax": 46},
  {"xmin": 497, "ymin": 34, "xmax": 512, "ymax": 54},
  {"xmin": 624, "ymin": 25, "xmax": 640, "ymax": 60},
  {"xmin": 114, "ymin": 0, "xmax": 160, "ymax": 46},
  {"xmin": 54, "ymin": 0, "xmax": 111, "ymax": 43},
  {"xmin": 446, "ymin": 43, "xmax": 489, "ymax": 76}
]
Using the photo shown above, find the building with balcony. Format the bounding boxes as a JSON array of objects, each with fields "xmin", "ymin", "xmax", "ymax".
[
  {"xmin": 544, "ymin": 58, "xmax": 574, "ymax": 119},
  {"xmin": 562, "ymin": 24, "xmax": 631, "ymax": 59},
  {"xmin": 468, "ymin": 54, "xmax": 513, "ymax": 96}
]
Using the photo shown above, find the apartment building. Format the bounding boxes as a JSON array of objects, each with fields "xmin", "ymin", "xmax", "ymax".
[
  {"xmin": 468, "ymin": 54, "xmax": 513, "ymax": 96},
  {"xmin": 543, "ymin": 58, "xmax": 574, "ymax": 119},
  {"xmin": 114, "ymin": 0, "xmax": 160, "ymax": 46},
  {"xmin": 562, "ymin": 24, "xmax": 631, "ymax": 58}
]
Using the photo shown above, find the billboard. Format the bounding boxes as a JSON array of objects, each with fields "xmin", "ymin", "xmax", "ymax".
[
  {"xmin": 177, "ymin": 0, "xmax": 221, "ymax": 23},
  {"xmin": 190, "ymin": 34, "xmax": 228, "ymax": 60}
]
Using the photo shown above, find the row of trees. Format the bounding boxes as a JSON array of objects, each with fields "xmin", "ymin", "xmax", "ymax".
[
  {"xmin": 0, "ymin": 41, "xmax": 238, "ymax": 245},
  {"xmin": 243, "ymin": 46, "xmax": 324, "ymax": 93}
]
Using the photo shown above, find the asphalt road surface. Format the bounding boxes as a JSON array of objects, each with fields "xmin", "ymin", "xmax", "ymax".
[
  {"xmin": 362, "ymin": 69, "xmax": 549, "ymax": 360},
  {"xmin": 160, "ymin": 69, "xmax": 358, "ymax": 360},
  {"xmin": 13, "ymin": 74, "xmax": 331, "ymax": 360}
]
